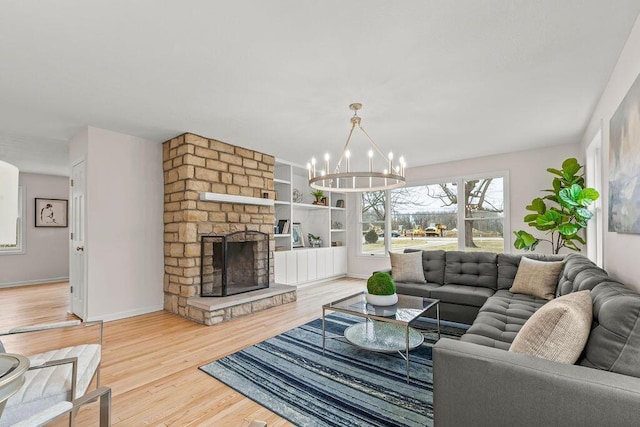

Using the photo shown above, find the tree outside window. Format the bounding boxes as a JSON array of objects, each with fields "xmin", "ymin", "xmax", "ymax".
[{"xmin": 359, "ymin": 175, "xmax": 505, "ymax": 255}]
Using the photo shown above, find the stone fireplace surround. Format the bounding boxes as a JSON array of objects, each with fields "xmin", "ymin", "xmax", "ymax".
[{"xmin": 163, "ymin": 133, "xmax": 296, "ymax": 325}]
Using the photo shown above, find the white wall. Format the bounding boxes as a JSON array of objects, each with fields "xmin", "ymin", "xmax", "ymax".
[
  {"xmin": 347, "ymin": 143, "xmax": 580, "ymax": 278},
  {"xmin": 70, "ymin": 126, "xmax": 164, "ymax": 321},
  {"xmin": 580, "ymin": 14, "xmax": 640, "ymax": 291},
  {"xmin": 0, "ymin": 173, "xmax": 70, "ymax": 286}
]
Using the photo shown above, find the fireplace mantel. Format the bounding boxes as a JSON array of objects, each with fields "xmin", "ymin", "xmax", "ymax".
[{"xmin": 199, "ymin": 192, "xmax": 275, "ymax": 207}]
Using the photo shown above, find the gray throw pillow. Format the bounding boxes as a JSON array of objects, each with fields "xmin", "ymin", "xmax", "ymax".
[
  {"xmin": 389, "ymin": 251, "xmax": 426, "ymax": 283},
  {"xmin": 509, "ymin": 290, "xmax": 592, "ymax": 364},
  {"xmin": 509, "ymin": 257, "xmax": 565, "ymax": 300}
]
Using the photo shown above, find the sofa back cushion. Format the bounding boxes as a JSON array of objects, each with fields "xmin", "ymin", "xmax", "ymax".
[
  {"xmin": 404, "ymin": 249, "xmax": 445, "ymax": 284},
  {"xmin": 579, "ymin": 281, "xmax": 640, "ymax": 378},
  {"xmin": 556, "ymin": 253, "xmax": 609, "ymax": 296},
  {"xmin": 497, "ymin": 253, "xmax": 564, "ymax": 290},
  {"xmin": 444, "ymin": 251, "xmax": 498, "ymax": 290}
]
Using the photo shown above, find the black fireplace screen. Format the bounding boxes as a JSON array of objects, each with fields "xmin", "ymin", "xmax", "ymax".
[{"xmin": 200, "ymin": 230, "xmax": 270, "ymax": 297}]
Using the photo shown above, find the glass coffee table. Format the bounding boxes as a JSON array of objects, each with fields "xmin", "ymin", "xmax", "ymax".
[{"xmin": 322, "ymin": 292, "xmax": 440, "ymax": 383}]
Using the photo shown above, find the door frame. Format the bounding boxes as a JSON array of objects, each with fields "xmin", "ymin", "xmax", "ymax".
[{"xmin": 70, "ymin": 157, "xmax": 88, "ymax": 319}]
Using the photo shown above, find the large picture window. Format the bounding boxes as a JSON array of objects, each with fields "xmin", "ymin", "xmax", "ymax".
[
  {"xmin": 360, "ymin": 174, "xmax": 507, "ymax": 255},
  {"xmin": 0, "ymin": 186, "xmax": 25, "ymax": 255}
]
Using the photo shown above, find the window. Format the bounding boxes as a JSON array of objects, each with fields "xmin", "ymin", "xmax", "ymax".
[
  {"xmin": 586, "ymin": 130, "xmax": 603, "ymax": 266},
  {"xmin": 360, "ymin": 191, "xmax": 386, "ymax": 255},
  {"xmin": 359, "ymin": 173, "xmax": 507, "ymax": 255},
  {"xmin": 0, "ymin": 186, "xmax": 25, "ymax": 254}
]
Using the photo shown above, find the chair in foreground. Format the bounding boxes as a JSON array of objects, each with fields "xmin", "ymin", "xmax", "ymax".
[
  {"xmin": 12, "ymin": 386, "xmax": 111, "ymax": 427},
  {"xmin": 0, "ymin": 319, "xmax": 103, "ymax": 426}
]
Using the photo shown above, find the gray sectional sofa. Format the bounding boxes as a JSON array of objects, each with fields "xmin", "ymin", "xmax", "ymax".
[{"xmin": 384, "ymin": 249, "xmax": 640, "ymax": 426}]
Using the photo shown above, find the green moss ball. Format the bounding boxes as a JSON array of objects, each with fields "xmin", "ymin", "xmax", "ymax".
[{"xmin": 367, "ymin": 272, "xmax": 396, "ymax": 296}]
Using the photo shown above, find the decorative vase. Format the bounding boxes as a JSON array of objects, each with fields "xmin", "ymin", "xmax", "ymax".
[{"xmin": 365, "ymin": 292, "xmax": 398, "ymax": 306}]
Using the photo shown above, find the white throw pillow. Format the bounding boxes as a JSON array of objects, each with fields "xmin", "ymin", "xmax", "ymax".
[
  {"xmin": 509, "ymin": 290, "xmax": 592, "ymax": 364},
  {"xmin": 509, "ymin": 257, "xmax": 565, "ymax": 300},
  {"xmin": 389, "ymin": 251, "xmax": 426, "ymax": 283}
]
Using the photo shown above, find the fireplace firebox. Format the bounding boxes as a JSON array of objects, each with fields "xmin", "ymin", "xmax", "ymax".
[{"xmin": 200, "ymin": 231, "xmax": 270, "ymax": 297}]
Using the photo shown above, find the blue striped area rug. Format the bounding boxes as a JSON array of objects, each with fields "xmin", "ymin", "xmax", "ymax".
[{"xmin": 199, "ymin": 313, "xmax": 466, "ymax": 427}]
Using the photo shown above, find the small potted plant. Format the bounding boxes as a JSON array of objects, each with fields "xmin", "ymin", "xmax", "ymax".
[
  {"xmin": 311, "ymin": 190, "xmax": 324, "ymax": 205},
  {"xmin": 365, "ymin": 272, "xmax": 398, "ymax": 306}
]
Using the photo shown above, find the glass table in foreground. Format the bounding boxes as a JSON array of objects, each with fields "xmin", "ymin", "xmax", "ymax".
[{"xmin": 322, "ymin": 292, "xmax": 440, "ymax": 383}]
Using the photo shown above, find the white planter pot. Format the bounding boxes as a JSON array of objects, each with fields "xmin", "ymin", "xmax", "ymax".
[{"xmin": 365, "ymin": 292, "xmax": 398, "ymax": 306}]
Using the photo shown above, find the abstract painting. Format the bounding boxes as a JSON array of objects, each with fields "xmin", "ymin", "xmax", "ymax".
[{"xmin": 609, "ymin": 71, "xmax": 640, "ymax": 233}]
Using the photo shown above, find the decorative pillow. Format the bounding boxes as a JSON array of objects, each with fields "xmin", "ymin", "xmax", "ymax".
[
  {"xmin": 389, "ymin": 251, "xmax": 426, "ymax": 283},
  {"xmin": 509, "ymin": 257, "xmax": 565, "ymax": 300},
  {"xmin": 509, "ymin": 290, "xmax": 593, "ymax": 364}
]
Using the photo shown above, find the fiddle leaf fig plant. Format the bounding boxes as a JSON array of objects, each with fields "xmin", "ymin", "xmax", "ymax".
[{"xmin": 513, "ymin": 158, "xmax": 599, "ymax": 254}]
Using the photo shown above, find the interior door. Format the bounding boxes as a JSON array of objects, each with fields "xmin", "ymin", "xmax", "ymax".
[{"xmin": 70, "ymin": 160, "xmax": 87, "ymax": 319}]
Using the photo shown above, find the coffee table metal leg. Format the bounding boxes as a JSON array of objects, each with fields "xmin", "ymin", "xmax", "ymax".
[
  {"xmin": 437, "ymin": 303, "xmax": 441, "ymax": 340},
  {"xmin": 406, "ymin": 324, "xmax": 410, "ymax": 383}
]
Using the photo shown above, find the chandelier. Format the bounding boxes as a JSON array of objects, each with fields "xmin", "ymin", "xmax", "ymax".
[{"xmin": 308, "ymin": 103, "xmax": 406, "ymax": 192}]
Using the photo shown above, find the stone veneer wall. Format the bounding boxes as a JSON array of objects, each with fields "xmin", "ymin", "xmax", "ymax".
[{"xmin": 163, "ymin": 133, "xmax": 277, "ymax": 323}]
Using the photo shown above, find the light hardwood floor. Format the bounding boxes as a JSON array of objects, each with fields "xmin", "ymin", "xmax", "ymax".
[{"xmin": 0, "ymin": 278, "xmax": 365, "ymax": 426}]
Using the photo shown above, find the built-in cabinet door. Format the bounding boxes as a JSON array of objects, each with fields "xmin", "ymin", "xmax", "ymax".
[
  {"xmin": 297, "ymin": 250, "xmax": 309, "ymax": 283},
  {"xmin": 332, "ymin": 247, "xmax": 347, "ymax": 275},
  {"xmin": 285, "ymin": 251, "xmax": 297, "ymax": 283},
  {"xmin": 306, "ymin": 250, "xmax": 318, "ymax": 282},
  {"xmin": 316, "ymin": 248, "xmax": 330, "ymax": 278},
  {"xmin": 274, "ymin": 251, "xmax": 286, "ymax": 284},
  {"xmin": 274, "ymin": 251, "xmax": 298, "ymax": 284}
]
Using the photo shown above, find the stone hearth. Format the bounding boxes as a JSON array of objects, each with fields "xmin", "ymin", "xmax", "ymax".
[{"xmin": 187, "ymin": 284, "xmax": 297, "ymax": 325}]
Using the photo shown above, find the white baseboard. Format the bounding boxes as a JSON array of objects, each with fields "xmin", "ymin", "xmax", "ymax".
[
  {"xmin": 87, "ymin": 304, "xmax": 164, "ymax": 323},
  {"xmin": 0, "ymin": 277, "xmax": 69, "ymax": 289},
  {"xmin": 347, "ymin": 273, "xmax": 370, "ymax": 279}
]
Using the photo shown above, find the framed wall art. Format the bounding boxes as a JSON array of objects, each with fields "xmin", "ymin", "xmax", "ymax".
[
  {"xmin": 609, "ymin": 71, "xmax": 640, "ymax": 233},
  {"xmin": 35, "ymin": 198, "xmax": 68, "ymax": 227}
]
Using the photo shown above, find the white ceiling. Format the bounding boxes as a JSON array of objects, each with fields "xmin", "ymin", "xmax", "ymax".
[{"xmin": 1, "ymin": 1, "xmax": 639, "ymax": 176}]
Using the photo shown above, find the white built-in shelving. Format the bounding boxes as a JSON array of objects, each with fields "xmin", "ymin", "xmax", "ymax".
[{"xmin": 273, "ymin": 158, "xmax": 347, "ymax": 285}]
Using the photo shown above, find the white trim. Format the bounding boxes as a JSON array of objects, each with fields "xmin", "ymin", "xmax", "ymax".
[
  {"xmin": 200, "ymin": 192, "xmax": 275, "ymax": 206},
  {"xmin": 586, "ymin": 128, "xmax": 604, "ymax": 266},
  {"xmin": 0, "ymin": 185, "xmax": 26, "ymax": 255},
  {"xmin": 0, "ymin": 276, "xmax": 69, "ymax": 288},
  {"xmin": 87, "ymin": 304, "xmax": 164, "ymax": 322}
]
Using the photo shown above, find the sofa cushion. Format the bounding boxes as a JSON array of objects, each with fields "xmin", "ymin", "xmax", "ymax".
[
  {"xmin": 509, "ymin": 257, "xmax": 565, "ymax": 300},
  {"xmin": 479, "ymin": 289, "xmax": 548, "ymax": 320},
  {"xmin": 556, "ymin": 253, "xmax": 609, "ymax": 296},
  {"xmin": 395, "ymin": 282, "xmax": 441, "ymax": 299},
  {"xmin": 509, "ymin": 290, "xmax": 592, "ymax": 364},
  {"xmin": 389, "ymin": 251, "xmax": 426, "ymax": 283},
  {"xmin": 460, "ymin": 290, "xmax": 547, "ymax": 349},
  {"xmin": 497, "ymin": 253, "xmax": 564, "ymax": 290},
  {"xmin": 430, "ymin": 284, "xmax": 494, "ymax": 308},
  {"xmin": 580, "ymin": 282, "xmax": 640, "ymax": 378},
  {"xmin": 444, "ymin": 251, "xmax": 498, "ymax": 290},
  {"xmin": 404, "ymin": 249, "xmax": 445, "ymax": 284}
]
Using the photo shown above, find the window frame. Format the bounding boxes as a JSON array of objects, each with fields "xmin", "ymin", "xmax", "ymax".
[
  {"xmin": 357, "ymin": 171, "xmax": 509, "ymax": 257},
  {"xmin": 0, "ymin": 185, "xmax": 25, "ymax": 255},
  {"xmin": 586, "ymin": 129, "xmax": 603, "ymax": 266}
]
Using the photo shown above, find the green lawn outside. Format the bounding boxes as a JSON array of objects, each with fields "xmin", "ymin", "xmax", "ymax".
[{"xmin": 361, "ymin": 237, "xmax": 504, "ymax": 254}]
